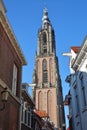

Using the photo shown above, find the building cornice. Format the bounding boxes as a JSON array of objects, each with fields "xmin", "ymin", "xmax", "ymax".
[
  {"xmin": 0, "ymin": 11, "xmax": 27, "ymax": 65},
  {"xmin": 0, "ymin": 0, "xmax": 7, "ymax": 14},
  {"xmin": 71, "ymin": 36, "xmax": 87, "ymax": 71}
]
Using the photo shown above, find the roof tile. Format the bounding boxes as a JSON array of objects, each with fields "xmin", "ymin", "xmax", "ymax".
[
  {"xmin": 71, "ymin": 46, "xmax": 80, "ymax": 53},
  {"xmin": 35, "ymin": 110, "xmax": 48, "ymax": 118}
]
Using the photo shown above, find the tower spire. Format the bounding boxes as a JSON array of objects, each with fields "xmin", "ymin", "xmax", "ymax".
[{"xmin": 42, "ymin": 8, "xmax": 50, "ymax": 28}]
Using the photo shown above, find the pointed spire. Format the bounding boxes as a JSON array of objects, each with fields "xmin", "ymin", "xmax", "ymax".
[{"xmin": 42, "ymin": 8, "xmax": 50, "ymax": 28}]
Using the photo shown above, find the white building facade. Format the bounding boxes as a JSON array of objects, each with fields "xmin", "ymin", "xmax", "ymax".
[{"xmin": 64, "ymin": 36, "xmax": 87, "ymax": 130}]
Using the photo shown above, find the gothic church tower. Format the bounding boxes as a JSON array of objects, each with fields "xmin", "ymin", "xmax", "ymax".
[{"xmin": 32, "ymin": 9, "xmax": 65, "ymax": 130}]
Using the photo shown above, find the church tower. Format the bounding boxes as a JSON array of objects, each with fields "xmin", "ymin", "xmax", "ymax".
[{"xmin": 32, "ymin": 8, "xmax": 65, "ymax": 130}]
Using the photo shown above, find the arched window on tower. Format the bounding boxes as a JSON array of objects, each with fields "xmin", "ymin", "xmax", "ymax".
[
  {"xmin": 42, "ymin": 59, "xmax": 48, "ymax": 83},
  {"xmin": 42, "ymin": 32, "xmax": 47, "ymax": 54},
  {"xmin": 36, "ymin": 60, "xmax": 40, "ymax": 84},
  {"xmin": 47, "ymin": 90, "xmax": 52, "ymax": 120},
  {"xmin": 38, "ymin": 91, "xmax": 43, "ymax": 110},
  {"xmin": 49, "ymin": 58, "xmax": 53, "ymax": 84}
]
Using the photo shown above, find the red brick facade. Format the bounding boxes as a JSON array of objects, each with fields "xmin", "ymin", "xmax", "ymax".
[
  {"xmin": 32, "ymin": 9, "xmax": 65, "ymax": 130},
  {"xmin": 0, "ymin": 23, "xmax": 21, "ymax": 130},
  {"xmin": 0, "ymin": 4, "xmax": 26, "ymax": 130},
  {"xmin": 0, "ymin": 22, "xmax": 22, "ymax": 98}
]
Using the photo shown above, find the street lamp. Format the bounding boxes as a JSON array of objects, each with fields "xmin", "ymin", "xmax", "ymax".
[{"xmin": 0, "ymin": 87, "xmax": 9, "ymax": 111}]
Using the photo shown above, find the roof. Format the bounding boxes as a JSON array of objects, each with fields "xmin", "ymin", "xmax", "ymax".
[
  {"xmin": 35, "ymin": 110, "xmax": 48, "ymax": 118},
  {"xmin": 71, "ymin": 46, "xmax": 80, "ymax": 53},
  {"xmin": 71, "ymin": 36, "xmax": 87, "ymax": 71}
]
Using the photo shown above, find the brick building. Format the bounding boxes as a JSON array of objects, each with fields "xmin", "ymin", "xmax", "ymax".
[
  {"xmin": 21, "ymin": 83, "xmax": 55, "ymax": 130},
  {"xmin": 21, "ymin": 83, "xmax": 35, "ymax": 130},
  {"xmin": 0, "ymin": 1, "xmax": 27, "ymax": 130},
  {"xmin": 32, "ymin": 8, "xmax": 65, "ymax": 130},
  {"xmin": 34, "ymin": 110, "xmax": 55, "ymax": 130}
]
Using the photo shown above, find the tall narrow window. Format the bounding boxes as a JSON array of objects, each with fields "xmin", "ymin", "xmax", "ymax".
[
  {"xmin": 43, "ymin": 32, "xmax": 47, "ymax": 44},
  {"xmin": 42, "ymin": 59, "xmax": 48, "ymax": 83},
  {"xmin": 21, "ymin": 104, "xmax": 23, "ymax": 122},
  {"xmin": 28, "ymin": 107, "xmax": 31, "ymax": 127},
  {"xmin": 42, "ymin": 32, "xmax": 47, "ymax": 54},
  {"xmin": 49, "ymin": 58, "xmax": 53, "ymax": 84},
  {"xmin": 12, "ymin": 64, "xmax": 17, "ymax": 95},
  {"xmin": 24, "ymin": 110, "xmax": 27, "ymax": 124},
  {"xmin": 38, "ymin": 91, "xmax": 43, "ymax": 110},
  {"xmin": 80, "ymin": 74, "xmax": 86, "ymax": 107},
  {"xmin": 47, "ymin": 90, "xmax": 52, "ymax": 120},
  {"xmin": 37, "ymin": 60, "xmax": 40, "ymax": 83}
]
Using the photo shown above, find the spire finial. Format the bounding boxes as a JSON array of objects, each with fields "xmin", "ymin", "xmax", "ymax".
[
  {"xmin": 43, "ymin": 0, "xmax": 46, "ymax": 9},
  {"xmin": 43, "ymin": 0, "xmax": 48, "ymax": 15},
  {"xmin": 42, "ymin": 1, "xmax": 51, "ymax": 28}
]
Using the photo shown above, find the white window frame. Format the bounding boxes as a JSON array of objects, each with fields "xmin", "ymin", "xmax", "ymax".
[
  {"xmin": 12, "ymin": 64, "xmax": 17, "ymax": 95},
  {"xmin": 27, "ymin": 108, "xmax": 32, "ymax": 127},
  {"xmin": 21, "ymin": 102, "xmax": 32, "ymax": 128}
]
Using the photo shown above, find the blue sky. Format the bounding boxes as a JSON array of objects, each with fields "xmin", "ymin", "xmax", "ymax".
[{"xmin": 4, "ymin": 0, "xmax": 87, "ymax": 128}]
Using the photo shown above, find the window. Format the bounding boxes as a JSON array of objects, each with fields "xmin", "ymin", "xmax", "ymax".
[
  {"xmin": 71, "ymin": 58, "xmax": 75, "ymax": 65},
  {"xmin": 42, "ymin": 32, "xmax": 47, "ymax": 54},
  {"xmin": 47, "ymin": 90, "xmax": 52, "ymax": 120},
  {"xmin": 37, "ymin": 60, "xmax": 40, "ymax": 83},
  {"xmin": 24, "ymin": 110, "xmax": 27, "ymax": 124},
  {"xmin": 21, "ymin": 104, "xmax": 24, "ymax": 122},
  {"xmin": 28, "ymin": 112, "xmax": 30, "ymax": 126},
  {"xmin": 43, "ymin": 32, "xmax": 47, "ymax": 44},
  {"xmin": 28, "ymin": 107, "xmax": 31, "ymax": 127},
  {"xmin": 80, "ymin": 74, "xmax": 86, "ymax": 107},
  {"xmin": 38, "ymin": 91, "xmax": 43, "ymax": 110},
  {"xmin": 21, "ymin": 101, "xmax": 32, "ymax": 127},
  {"xmin": 42, "ymin": 59, "xmax": 48, "ymax": 83},
  {"xmin": 49, "ymin": 58, "xmax": 53, "ymax": 84},
  {"xmin": 12, "ymin": 64, "xmax": 17, "ymax": 95}
]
